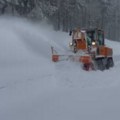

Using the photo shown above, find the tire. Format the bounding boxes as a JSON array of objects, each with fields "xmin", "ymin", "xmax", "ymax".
[
  {"xmin": 106, "ymin": 58, "xmax": 110, "ymax": 69},
  {"xmin": 96, "ymin": 58, "xmax": 106, "ymax": 71},
  {"xmin": 109, "ymin": 58, "xmax": 114, "ymax": 67},
  {"xmin": 106, "ymin": 58, "xmax": 114, "ymax": 69}
]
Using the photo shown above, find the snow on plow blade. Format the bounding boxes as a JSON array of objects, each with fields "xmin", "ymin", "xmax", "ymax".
[
  {"xmin": 52, "ymin": 54, "xmax": 81, "ymax": 62},
  {"xmin": 52, "ymin": 54, "xmax": 92, "ymax": 64},
  {"xmin": 51, "ymin": 46, "xmax": 83, "ymax": 62},
  {"xmin": 51, "ymin": 47, "xmax": 94, "ymax": 71},
  {"xmin": 51, "ymin": 46, "xmax": 92, "ymax": 63}
]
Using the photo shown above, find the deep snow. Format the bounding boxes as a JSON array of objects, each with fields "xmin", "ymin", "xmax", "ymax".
[{"xmin": 0, "ymin": 16, "xmax": 120, "ymax": 120}]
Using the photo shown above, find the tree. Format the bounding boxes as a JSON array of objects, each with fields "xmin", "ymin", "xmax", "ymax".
[
  {"xmin": 0, "ymin": 0, "xmax": 120, "ymax": 41},
  {"xmin": 15, "ymin": 0, "xmax": 35, "ymax": 16},
  {"xmin": 0, "ymin": 0, "xmax": 8, "ymax": 14}
]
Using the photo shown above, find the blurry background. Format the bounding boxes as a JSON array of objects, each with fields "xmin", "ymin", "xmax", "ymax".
[{"xmin": 0, "ymin": 0, "xmax": 120, "ymax": 41}]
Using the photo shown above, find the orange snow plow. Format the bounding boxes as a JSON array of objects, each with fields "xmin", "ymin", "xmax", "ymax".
[{"xmin": 51, "ymin": 28, "xmax": 114, "ymax": 71}]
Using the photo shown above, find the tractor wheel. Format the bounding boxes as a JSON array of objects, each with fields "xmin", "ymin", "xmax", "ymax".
[
  {"xmin": 106, "ymin": 58, "xmax": 114, "ymax": 69},
  {"xmin": 108, "ymin": 58, "xmax": 114, "ymax": 67},
  {"xmin": 96, "ymin": 58, "xmax": 106, "ymax": 71},
  {"xmin": 106, "ymin": 58, "xmax": 110, "ymax": 69}
]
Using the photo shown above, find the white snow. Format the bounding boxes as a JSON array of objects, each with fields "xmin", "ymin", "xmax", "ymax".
[{"xmin": 0, "ymin": 16, "xmax": 120, "ymax": 120}]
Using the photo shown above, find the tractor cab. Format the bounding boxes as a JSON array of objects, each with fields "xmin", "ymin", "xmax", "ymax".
[
  {"xmin": 69, "ymin": 28, "xmax": 105, "ymax": 53},
  {"xmin": 86, "ymin": 29, "xmax": 104, "ymax": 47}
]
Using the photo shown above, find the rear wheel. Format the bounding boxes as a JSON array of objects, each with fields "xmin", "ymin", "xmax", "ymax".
[
  {"xmin": 95, "ymin": 58, "xmax": 106, "ymax": 71},
  {"xmin": 106, "ymin": 58, "xmax": 110, "ymax": 69},
  {"xmin": 108, "ymin": 58, "xmax": 114, "ymax": 67}
]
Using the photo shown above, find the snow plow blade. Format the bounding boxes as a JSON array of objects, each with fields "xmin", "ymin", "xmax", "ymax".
[
  {"xmin": 51, "ymin": 47, "xmax": 94, "ymax": 70},
  {"xmin": 52, "ymin": 54, "xmax": 81, "ymax": 62},
  {"xmin": 51, "ymin": 46, "xmax": 84, "ymax": 62}
]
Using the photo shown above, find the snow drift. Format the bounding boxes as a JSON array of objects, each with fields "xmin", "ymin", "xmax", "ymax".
[{"xmin": 0, "ymin": 16, "xmax": 120, "ymax": 120}]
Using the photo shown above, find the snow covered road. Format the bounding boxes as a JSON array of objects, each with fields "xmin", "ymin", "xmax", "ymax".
[{"xmin": 0, "ymin": 17, "xmax": 120, "ymax": 120}]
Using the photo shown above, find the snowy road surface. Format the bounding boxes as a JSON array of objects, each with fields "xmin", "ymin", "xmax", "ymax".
[{"xmin": 0, "ymin": 17, "xmax": 120, "ymax": 120}]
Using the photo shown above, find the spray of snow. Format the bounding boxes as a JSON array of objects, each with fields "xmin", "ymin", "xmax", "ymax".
[{"xmin": 0, "ymin": 16, "xmax": 120, "ymax": 120}]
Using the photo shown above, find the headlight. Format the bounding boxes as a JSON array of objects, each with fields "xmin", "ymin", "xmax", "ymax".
[
  {"xmin": 92, "ymin": 41, "xmax": 96, "ymax": 45},
  {"xmin": 69, "ymin": 42, "xmax": 73, "ymax": 46}
]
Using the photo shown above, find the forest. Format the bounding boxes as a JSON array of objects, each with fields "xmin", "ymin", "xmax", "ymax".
[{"xmin": 0, "ymin": 0, "xmax": 120, "ymax": 41}]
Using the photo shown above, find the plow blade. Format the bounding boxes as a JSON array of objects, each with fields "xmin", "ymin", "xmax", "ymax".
[
  {"xmin": 51, "ymin": 46, "xmax": 92, "ymax": 63},
  {"xmin": 52, "ymin": 54, "xmax": 82, "ymax": 62},
  {"xmin": 51, "ymin": 46, "xmax": 94, "ymax": 70},
  {"xmin": 51, "ymin": 46, "xmax": 80, "ymax": 62}
]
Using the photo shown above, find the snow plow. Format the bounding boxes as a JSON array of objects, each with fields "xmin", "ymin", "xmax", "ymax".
[{"xmin": 51, "ymin": 28, "xmax": 114, "ymax": 71}]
